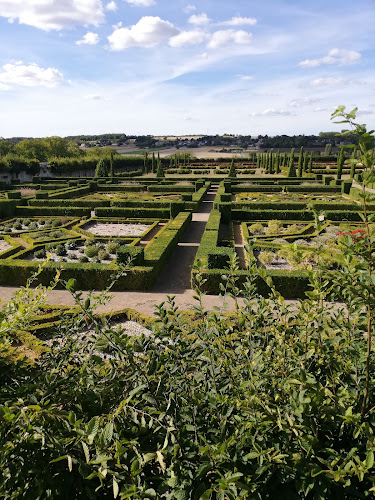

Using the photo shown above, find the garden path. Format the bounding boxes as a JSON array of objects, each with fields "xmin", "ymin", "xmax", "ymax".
[{"xmin": 151, "ymin": 185, "xmax": 219, "ymax": 292}]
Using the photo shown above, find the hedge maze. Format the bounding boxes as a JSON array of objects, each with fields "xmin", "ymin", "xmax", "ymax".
[{"xmin": 0, "ymin": 158, "xmax": 372, "ymax": 298}]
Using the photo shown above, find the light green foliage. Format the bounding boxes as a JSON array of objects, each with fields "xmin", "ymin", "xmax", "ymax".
[
  {"xmin": 258, "ymin": 250, "xmax": 275, "ymax": 266},
  {"xmin": 265, "ymin": 219, "xmax": 281, "ymax": 235},
  {"xmin": 85, "ymin": 244, "xmax": 100, "ymax": 258},
  {"xmin": 249, "ymin": 222, "xmax": 264, "ymax": 234},
  {"xmin": 284, "ymin": 223, "xmax": 299, "ymax": 234}
]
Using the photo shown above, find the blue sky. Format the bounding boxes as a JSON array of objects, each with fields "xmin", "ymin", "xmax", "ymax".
[{"xmin": 0, "ymin": 0, "xmax": 374, "ymax": 137}]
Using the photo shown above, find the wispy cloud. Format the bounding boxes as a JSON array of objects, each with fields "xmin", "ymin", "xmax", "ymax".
[
  {"xmin": 220, "ymin": 16, "xmax": 257, "ymax": 26},
  {"xmin": 122, "ymin": 0, "xmax": 155, "ymax": 6},
  {"xmin": 250, "ymin": 108, "xmax": 295, "ymax": 117},
  {"xmin": 299, "ymin": 48, "xmax": 361, "ymax": 68}
]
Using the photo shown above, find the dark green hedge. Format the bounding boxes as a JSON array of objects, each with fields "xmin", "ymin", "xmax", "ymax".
[
  {"xmin": 29, "ymin": 199, "xmax": 110, "ymax": 208},
  {"xmin": 95, "ymin": 207, "xmax": 171, "ymax": 219},
  {"xmin": 116, "ymin": 246, "xmax": 144, "ymax": 265},
  {"xmin": 15, "ymin": 206, "xmax": 91, "ymax": 217},
  {"xmin": 231, "ymin": 209, "xmax": 314, "ymax": 221},
  {"xmin": 6, "ymin": 191, "xmax": 21, "ymax": 200},
  {"xmin": 192, "ymin": 268, "xmax": 310, "ymax": 298},
  {"xmin": 286, "ymin": 185, "xmax": 341, "ymax": 193},
  {"xmin": 0, "ymin": 259, "xmax": 156, "ymax": 290}
]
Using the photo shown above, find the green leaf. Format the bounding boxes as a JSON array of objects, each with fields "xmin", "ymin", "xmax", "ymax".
[
  {"xmin": 81, "ymin": 442, "xmax": 90, "ymax": 463},
  {"xmin": 102, "ymin": 422, "xmax": 114, "ymax": 446},
  {"xmin": 156, "ymin": 450, "xmax": 166, "ymax": 472},
  {"xmin": 366, "ymin": 451, "xmax": 374, "ymax": 469},
  {"xmin": 113, "ymin": 478, "xmax": 119, "ymax": 499},
  {"xmin": 66, "ymin": 278, "xmax": 77, "ymax": 292}
]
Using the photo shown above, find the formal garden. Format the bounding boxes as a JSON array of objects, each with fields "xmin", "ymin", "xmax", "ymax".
[{"xmin": 1, "ymin": 107, "xmax": 375, "ymax": 498}]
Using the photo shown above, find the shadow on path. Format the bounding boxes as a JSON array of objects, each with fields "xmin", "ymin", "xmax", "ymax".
[{"xmin": 151, "ymin": 186, "xmax": 218, "ymax": 293}]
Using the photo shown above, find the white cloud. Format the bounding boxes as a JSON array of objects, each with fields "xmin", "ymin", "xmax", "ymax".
[
  {"xmin": 314, "ymin": 107, "xmax": 333, "ymax": 113},
  {"xmin": 237, "ymin": 74, "xmax": 253, "ymax": 81},
  {"xmin": 0, "ymin": 62, "xmax": 63, "ymax": 89},
  {"xmin": 122, "ymin": 0, "xmax": 155, "ymax": 6},
  {"xmin": 185, "ymin": 4, "xmax": 196, "ymax": 13},
  {"xmin": 221, "ymin": 16, "xmax": 257, "ymax": 26},
  {"xmin": 306, "ymin": 77, "xmax": 346, "ymax": 87},
  {"xmin": 207, "ymin": 30, "xmax": 252, "ymax": 49},
  {"xmin": 250, "ymin": 108, "xmax": 295, "ymax": 117},
  {"xmin": 288, "ymin": 97, "xmax": 320, "ymax": 107},
  {"xmin": 108, "ymin": 16, "xmax": 179, "ymax": 50},
  {"xmin": 357, "ymin": 109, "xmax": 375, "ymax": 116},
  {"xmin": 0, "ymin": 0, "xmax": 104, "ymax": 31},
  {"xmin": 299, "ymin": 48, "xmax": 361, "ymax": 68},
  {"xmin": 76, "ymin": 32, "xmax": 100, "ymax": 46},
  {"xmin": 106, "ymin": 1, "xmax": 117, "ymax": 11},
  {"xmin": 188, "ymin": 13, "xmax": 210, "ymax": 26},
  {"xmin": 84, "ymin": 94, "xmax": 102, "ymax": 100},
  {"xmin": 169, "ymin": 30, "xmax": 207, "ymax": 48}
]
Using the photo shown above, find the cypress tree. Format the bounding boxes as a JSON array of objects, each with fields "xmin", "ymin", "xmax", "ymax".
[
  {"xmin": 297, "ymin": 146, "xmax": 304, "ymax": 177},
  {"xmin": 282, "ymin": 152, "xmax": 287, "ymax": 168},
  {"xmin": 349, "ymin": 147, "xmax": 357, "ymax": 179},
  {"xmin": 287, "ymin": 148, "xmax": 296, "ymax": 177},
  {"xmin": 269, "ymin": 153, "xmax": 274, "ymax": 174},
  {"xmin": 151, "ymin": 152, "xmax": 156, "ymax": 173},
  {"xmin": 275, "ymin": 153, "xmax": 280, "ymax": 174},
  {"xmin": 303, "ymin": 152, "xmax": 308, "ymax": 172},
  {"xmin": 337, "ymin": 149, "xmax": 344, "ymax": 180},
  {"xmin": 308, "ymin": 153, "xmax": 313, "ymax": 173},
  {"xmin": 109, "ymin": 152, "xmax": 114, "ymax": 177},
  {"xmin": 144, "ymin": 152, "xmax": 149, "ymax": 174},
  {"xmin": 156, "ymin": 159, "xmax": 164, "ymax": 177},
  {"xmin": 228, "ymin": 159, "xmax": 236, "ymax": 178}
]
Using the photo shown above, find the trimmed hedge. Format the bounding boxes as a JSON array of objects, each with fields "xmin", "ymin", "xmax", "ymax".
[
  {"xmin": 95, "ymin": 207, "xmax": 172, "ymax": 219},
  {"xmin": 116, "ymin": 246, "xmax": 144, "ymax": 265},
  {"xmin": 29, "ymin": 199, "xmax": 110, "ymax": 208},
  {"xmin": 15, "ymin": 206, "xmax": 91, "ymax": 217},
  {"xmin": 6, "ymin": 191, "xmax": 21, "ymax": 200},
  {"xmin": 0, "ymin": 259, "xmax": 155, "ymax": 291},
  {"xmin": 231, "ymin": 209, "xmax": 314, "ymax": 221},
  {"xmin": 191, "ymin": 268, "xmax": 310, "ymax": 298},
  {"xmin": 0, "ymin": 199, "xmax": 17, "ymax": 218}
]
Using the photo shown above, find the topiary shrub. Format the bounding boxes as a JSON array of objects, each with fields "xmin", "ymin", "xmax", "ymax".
[
  {"xmin": 106, "ymin": 241, "xmax": 119, "ymax": 254},
  {"xmin": 34, "ymin": 249, "xmax": 46, "ymax": 259},
  {"xmin": 55, "ymin": 244, "xmax": 67, "ymax": 256},
  {"xmin": 85, "ymin": 245, "xmax": 100, "ymax": 258},
  {"xmin": 258, "ymin": 251, "xmax": 276, "ymax": 266}
]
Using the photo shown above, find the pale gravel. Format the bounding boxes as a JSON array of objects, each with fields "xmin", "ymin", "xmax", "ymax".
[
  {"xmin": 0, "ymin": 241, "xmax": 12, "ymax": 253},
  {"xmin": 82, "ymin": 222, "xmax": 150, "ymax": 237}
]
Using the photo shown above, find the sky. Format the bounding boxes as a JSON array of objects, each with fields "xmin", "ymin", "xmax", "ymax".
[{"xmin": 0, "ymin": 0, "xmax": 374, "ymax": 138}]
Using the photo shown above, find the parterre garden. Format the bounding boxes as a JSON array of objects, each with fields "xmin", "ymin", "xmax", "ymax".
[{"xmin": 0, "ymin": 163, "xmax": 372, "ymax": 300}]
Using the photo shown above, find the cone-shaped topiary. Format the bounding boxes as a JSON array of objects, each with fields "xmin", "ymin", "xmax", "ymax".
[
  {"xmin": 228, "ymin": 159, "xmax": 236, "ymax": 178},
  {"xmin": 287, "ymin": 148, "xmax": 296, "ymax": 177},
  {"xmin": 156, "ymin": 160, "xmax": 164, "ymax": 177},
  {"xmin": 297, "ymin": 146, "xmax": 304, "ymax": 177},
  {"xmin": 95, "ymin": 158, "xmax": 108, "ymax": 177}
]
